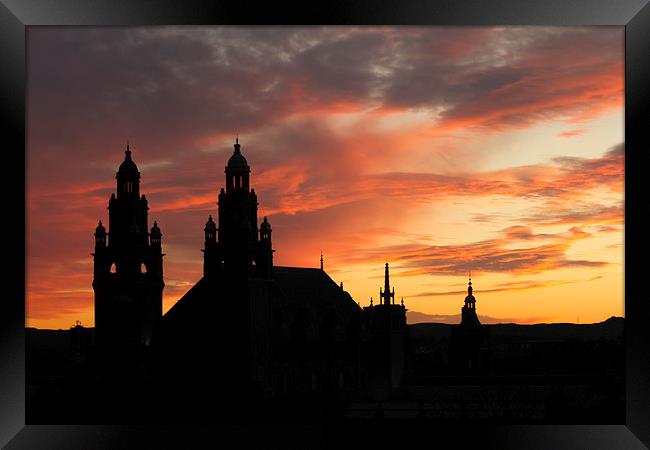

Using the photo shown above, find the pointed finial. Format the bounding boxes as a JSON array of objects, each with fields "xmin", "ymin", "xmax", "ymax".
[
  {"xmin": 234, "ymin": 135, "xmax": 241, "ymax": 154},
  {"xmin": 401, "ymin": 297, "xmax": 404, "ymax": 306},
  {"xmin": 320, "ymin": 251, "xmax": 324, "ymax": 271},
  {"xmin": 153, "ymin": 220, "xmax": 157, "ymax": 227},
  {"xmin": 340, "ymin": 281, "xmax": 344, "ymax": 290},
  {"xmin": 370, "ymin": 297, "xmax": 373, "ymax": 306}
]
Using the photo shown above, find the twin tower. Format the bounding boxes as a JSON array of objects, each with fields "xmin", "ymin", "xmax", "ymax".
[{"xmin": 92, "ymin": 139, "xmax": 274, "ymax": 350}]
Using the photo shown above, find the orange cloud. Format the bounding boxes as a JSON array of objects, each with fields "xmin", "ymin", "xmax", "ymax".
[{"xmin": 558, "ymin": 129, "xmax": 586, "ymax": 138}]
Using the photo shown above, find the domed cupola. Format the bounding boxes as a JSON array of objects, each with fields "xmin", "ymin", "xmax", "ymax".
[
  {"xmin": 464, "ymin": 274, "xmax": 476, "ymax": 309},
  {"xmin": 205, "ymin": 215, "xmax": 217, "ymax": 231},
  {"xmin": 149, "ymin": 220, "xmax": 162, "ymax": 247},
  {"xmin": 204, "ymin": 215, "xmax": 217, "ymax": 243},
  {"xmin": 94, "ymin": 220, "xmax": 107, "ymax": 248},
  {"xmin": 260, "ymin": 215, "xmax": 272, "ymax": 242},
  {"xmin": 260, "ymin": 216, "xmax": 271, "ymax": 232},
  {"xmin": 95, "ymin": 219, "xmax": 106, "ymax": 235},
  {"xmin": 118, "ymin": 144, "xmax": 140, "ymax": 175},
  {"xmin": 227, "ymin": 137, "xmax": 249, "ymax": 170},
  {"xmin": 116, "ymin": 144, "xmax": 141, "ymax": 198},
  {"xmin": 225, "ymin": 137, "xmax": 251, "ymax": 193}
]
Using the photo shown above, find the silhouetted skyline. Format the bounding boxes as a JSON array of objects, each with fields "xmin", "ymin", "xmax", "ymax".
[
  {"xmin": 27, "ymin": 26, "xmax": 624, "ymax": 329},
  {"xmin": 25, "ymin": 142, "xmax": 624, "ymax": 424}
]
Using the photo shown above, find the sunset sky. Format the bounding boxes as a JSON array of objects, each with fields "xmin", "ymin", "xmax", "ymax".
[{"xmin": 27, "ymin": 26, "xmax": 624, "ymax": 329}]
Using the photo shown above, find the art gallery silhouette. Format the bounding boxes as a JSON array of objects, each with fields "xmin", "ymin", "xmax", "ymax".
[
  {"xmin": 89, "ymin": 140, "xmax": 418, "ymax": 419},
  {"xmin": 25, "ymin": 140, "xmax": 624, "ymax": 424}
]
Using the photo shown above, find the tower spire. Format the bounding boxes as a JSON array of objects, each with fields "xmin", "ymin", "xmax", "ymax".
[
  {"xmin": 384, "ymin": 262, "xmax": 390, "ymax": 295},
  {"xmin": 320, "ymin": 251, "xmax": 324, "ymax": 271},
  {"xmin": 380, "ymin": 262, "xmax": 395, "ymax": 305}
]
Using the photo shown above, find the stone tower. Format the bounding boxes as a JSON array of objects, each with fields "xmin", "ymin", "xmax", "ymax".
[
  {"xmin": 203, "ymin": 138, "xmax": 273, "ymax": 280},
  {"xmin": 92, "ymin": 145, "xmax": 164, "ymax": 351}
]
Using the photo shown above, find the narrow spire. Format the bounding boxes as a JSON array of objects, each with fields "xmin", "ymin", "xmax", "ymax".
[
  {"xmin": 370, "ymin": 297, "xmax": 373, "ymax": 306},
  {"xmin": 384, "ymin": 262, "xmax": 390, "ymax": 296},
  {"xmin": 125, "ymin": 141, "xmax": 132, "ymax": 158},
  {"xmin": 340, "ymin": 281, "xmax": 344, "ymax": 290},
  {"xmin": 468, "ymin": 272, "xmax": 473, "ymax": 295},
  {"xmin": 320, "ymin": 251, "xmax": 324, "ymax": 271},
  {"xmin": 381, "ymin": 262, "xmax": 395, "ymax": 305}
]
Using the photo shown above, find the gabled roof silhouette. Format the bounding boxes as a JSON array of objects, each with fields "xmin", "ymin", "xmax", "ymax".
[
  {"xmin": 272, "ymin": 266, "xmax": 360, "ymax": 312},
  {"xmin": 159, "ymin": 267, "xmax": 361, "ymax": 334},
  {"xmin": 161, "ymin": 277, "xmax": 209, "ymax": 323}
]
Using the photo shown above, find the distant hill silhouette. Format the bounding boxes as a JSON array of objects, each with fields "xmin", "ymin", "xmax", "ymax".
[{"xmin": 409, "ymin": 316, "xmax": 623, "ymax": 342}]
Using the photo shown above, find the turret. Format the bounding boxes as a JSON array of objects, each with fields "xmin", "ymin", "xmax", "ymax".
[
  {"xmin": 150, "ymin": 221, "xmax": 162, "ymax": 248},
  {"xmin": 257, "ymin": 216, "xmax": 273, "ymax": 279},
  {"xmin": 460, "ymin": 273, "xmax": 481, "ymax": 327},
  {"xmin": 204, "ymin": 215, "xmax": 216, "ymax": 243},
  {"xmin": 94, "ymin": 220, "xmax": 106, "ymax": 248}
]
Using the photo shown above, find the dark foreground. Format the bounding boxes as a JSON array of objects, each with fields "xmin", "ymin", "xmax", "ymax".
[{"xmin": 26, "ymin": 317, "xmax": 624, "ymax": 424}]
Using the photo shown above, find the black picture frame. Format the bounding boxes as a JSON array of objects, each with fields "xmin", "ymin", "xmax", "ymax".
[{"xmin": 2, "ymin": 1, "xmax": 648, "ymax": 448}]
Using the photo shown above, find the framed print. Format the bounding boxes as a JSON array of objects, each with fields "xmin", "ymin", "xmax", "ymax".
[{"xmin": 1, "ymin": 1, "xmax": 649, "ymax": 449}]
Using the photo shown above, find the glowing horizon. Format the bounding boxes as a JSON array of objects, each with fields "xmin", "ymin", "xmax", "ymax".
[{"xmin": 27, "ymin": 26, "xmax": 624, "ymax": 329}]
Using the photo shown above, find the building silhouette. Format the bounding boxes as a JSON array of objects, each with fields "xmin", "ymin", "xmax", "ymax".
[
  {"xmin": 130, "ymin": 139, "xmax": 410, "ymax": 404},
  {"xmin": 92, "ymin": 145, "xmax": 164, "ymax": 353},
  {"xmin": 450, "ymin": 275, "xmax": 485, "ymax": 374},
  {"xmin": 24, "ymin": 140, "xmax": 624, "ymax": 424},
  {"xmin": 362, "ymin": 263, "xmax": 408, "ymax": 399}
]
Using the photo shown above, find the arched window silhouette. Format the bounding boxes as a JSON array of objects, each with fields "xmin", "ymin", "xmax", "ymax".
[
  {"xmin": 140, "ymin": 262, "xmax": 147, "ymax": 274},
  {"xmin": 110, "ymin": 263, "xmax": 117, "ymax": 273}
]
